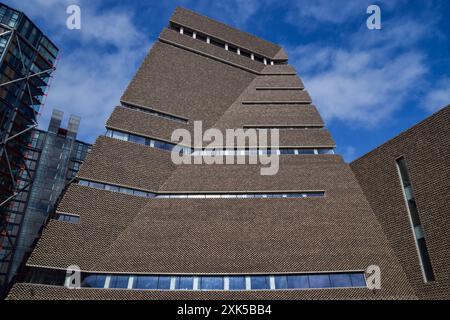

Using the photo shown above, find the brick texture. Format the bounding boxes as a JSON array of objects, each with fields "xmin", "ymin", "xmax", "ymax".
[
  {"xmin": 7, "ymin": 7, "xmax": 419, "ymax": 300},
  {"xmin": 351, "ymin": 106, "xmax": 450, "ymax": 299}
]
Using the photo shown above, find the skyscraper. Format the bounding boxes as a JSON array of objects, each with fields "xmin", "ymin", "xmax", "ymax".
[
  {"xmin": 0, "ymin": 109, "xmax": 91, "ymax": 295},
  {"xmin": 0, "ymin": 3, "xmax": 58, "ymax": 293},
  {"xmin": 8, "ymin": 7, "xmax": 416, "ymax": 299}
]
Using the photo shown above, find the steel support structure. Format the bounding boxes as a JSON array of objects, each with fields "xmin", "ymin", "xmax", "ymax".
[{"xmin": 0, "ymin": 23, "xmax": 57, "ymax": 293}]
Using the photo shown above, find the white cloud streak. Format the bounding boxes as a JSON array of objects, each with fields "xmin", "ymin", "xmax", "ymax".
[
  {"xmin": 286, "ymin": 9, "xmax": 434, "ymax": 127},
  {"xmin": 6, "ymin": 0, "xmax": 151, "ymax": 142},
  {"xmin": 422, "ymin": 78, "xmax": 450, "ymax": 112}
]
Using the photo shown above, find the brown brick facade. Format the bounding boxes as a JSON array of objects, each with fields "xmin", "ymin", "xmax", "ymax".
[
  {"xmin": 351, "ymin": 106, "xmax": 450, "ymax": 299},
  {"xmin": 7, "ymin": 7, "xmax": 420, "ymax": 300}
]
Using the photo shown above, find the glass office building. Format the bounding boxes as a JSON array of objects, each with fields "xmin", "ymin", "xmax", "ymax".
[
  {"xmin": 1, "ymin": 108, "xmax": 91, "ymax": 296},
  {"xmin": 0, "ymin": 3, "xmax": 59, "ymax": 294}
]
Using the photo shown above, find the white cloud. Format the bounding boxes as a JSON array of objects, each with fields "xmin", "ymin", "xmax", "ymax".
[
  {"xmin": 287, "ymin": 0, "xmax": 364, "ymax": 24},
  {"xmin": 5, "ymin": 0, "xmax": 151, "ymax": 142},
  {"xmin": 188, "ymin": 0, "xmax": 272, "ymax": 28},
  {"xmin": 422, "ymin": 78, "xmax": 450, "ymax": 112},
  {"xmin": 286, "ymin": 0, "xmax": 408, "ymax": 28},
  {"xmin": 286, "ymin": 8, "xmax": 433, "ymax": 127},
  {"xmin": 299, "ymin": 49, "xmax": 426, "ymax": 126},
  {"xmin": 340, "ymin": 145, "xmax": 357, "ymax": 163},
  {"xmin": 215, "ymin": 0, "xmax": 261, "ymax": 27}
]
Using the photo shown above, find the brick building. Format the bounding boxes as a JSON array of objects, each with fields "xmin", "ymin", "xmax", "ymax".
[
  {"xmin": 6, "ymin": 7, "xmax": 436, "ymax": 300},
  {"xmin": 351, "ymin": 105, "xmax": 450, "ymax": 299}
]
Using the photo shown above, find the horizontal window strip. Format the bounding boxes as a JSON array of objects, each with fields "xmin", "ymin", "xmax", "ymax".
[
  {"xmin": 78, "ymin": 179, "xmax": 325, "ymax": 199},
  {"xmin": 120, "ymin": 102, "xmax": 189, "ymax": 124},
  {"xmin": 106, "ymin": 129, "xmax": 335, "ymax": 155},
  {"xmin": 170, "ymin": 23, "xmax": 279, "ymax": 66},
  {"xmin": 56, "ymin": 213, "xmax": 80, "ymax": 224},
  {"xmin": 106, "ymin": 129, "xmax": 178, "ymax": 152},
  {"xmin": 243, "ymin": 125, "xmax": 324, "ymax": 130},
  {"xmin": 27, "ymin": 268, "xmax": 367, "ymax": 291}
]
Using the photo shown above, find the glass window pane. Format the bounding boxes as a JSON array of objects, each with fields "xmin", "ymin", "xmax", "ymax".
[
  {"xmin": 129, "ymin": 134, "xmax": 146, "ymax": 145},
  {"xmin": 133, "ymin": 190, "xmax": 147, "ymax": 197},
  {"xmin": 330, "ymin": 273, "xmax": 352, "ymax": 288},
  {"xmin": 82, "ymin": 275, "xmax": 106, "ymax": 288},
  {"xmin": 89, "ymin": 182, "xmax": 104, "ymax": 190},
  {"xmin": 309, "ymin": 274, "xmax": 331, "ymax": 288},
  {"xmin": 251, "ymin": 276, "xmax": 270, "ymax": 289},
  {"xmin": 417, "ymin": 238, "xmax": 435, "ymax": 282},
  {"xmin": 200, "ymin": 277, "xmax": 224, "ymax": 290},
  {"xmin": 110, "ymin": 275, "xmax": 129, "ymax": 288},
  {"xmin": 274, "ymin": 275, "xmax": 287, "ymax": 289},
  {"xmin": 134, "ymin": 276, "xmax": 158, "ymax": 289},
  {"xmin": 112, "ymin": 131, "xmax": 128, "ymax": 141},
  {"xmin": 158, "ymin": 276, "xmax": 171, "ymax": 289},
  {"xmin": 176, "ymin": 276, "xmax": 193, "ymax": 290},
  {"xmin": 350, "ymin": 273, "xmax": 366, "ymax": 287},
  {"xmin": 298, "ymin": 149, "xmax": 315, "ymax": 155},
  {"xmin": 79, "ymin": 180, "xmax": 89, "ymax": 186},
  {"xmin": 228, "ymin": 276, "xmax": 246, "ymax": 290},
  {"xmin": 287, "ymin": 275, "xmax": 309, "ymax": 289}
]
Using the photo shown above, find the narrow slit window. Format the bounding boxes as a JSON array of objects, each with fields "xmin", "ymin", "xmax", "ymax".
[
  {"xmin": 396, "ymin": 157, "xmax": 435, "ymax": 282},
  {"xmin": 210, "ymin": 38, "xmax": 225, "ymax": 49}
]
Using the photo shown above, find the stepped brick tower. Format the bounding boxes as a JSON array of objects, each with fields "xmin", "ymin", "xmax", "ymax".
[{"xmin": 7, "ymin": 8, "xmax": 416, "ymax": 300}]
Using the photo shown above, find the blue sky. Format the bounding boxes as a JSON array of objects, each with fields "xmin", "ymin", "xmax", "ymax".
[{"xmin": 5, "ymin": 0, "xmax": 450, "ymax": 162}]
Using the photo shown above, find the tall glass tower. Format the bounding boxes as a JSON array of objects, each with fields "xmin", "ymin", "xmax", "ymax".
[{"xmin": 0, "ymin": 3, "xmax": 58, "ymax": 293}]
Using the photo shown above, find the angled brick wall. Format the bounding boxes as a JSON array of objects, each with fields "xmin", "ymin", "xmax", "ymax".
[{"xmin": 351, "ymin": 106, "xmax": 450, "ymax": 299}]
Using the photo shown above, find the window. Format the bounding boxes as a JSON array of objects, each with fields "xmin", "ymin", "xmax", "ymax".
[
  {"xmin": 200, "ymin": 277, "xmax": 224, "ymax": 290},
  {"xmin": 105, "ymin": 184, "xmax": 119, "ymax": 192},
  {"xmin": 109, "ymin": 275, "xmax": 129, "ymax": 288},
  {"xmin": 396, "ymin": 157, "xmax": 435, "ymax": 282},
  {"xmin": 78, "ymin": 180, "xmax": 324, "ymax": 200},
  {"xmin": 228, "ymin": 276, "xmax": 246, "ymax": 290},
  {"xmin": 27, "ymin": 269, "xmax": 368, "ymax": 290},
  {"xmin": 330, "ymin": 273, "xmax": 352, "ymax": 288},
  {"xmin": 82, "ymin": 274, "xmax": 106, "ymax": 288},
  {"xmin": 134, "ymin": 276, "xmax": 158, "ymax": 289},
  {"xmin": 175, "ymin": 276, "xmax": 194, "ymax": 290},
  {"xmin": 183, "ymin": 28, "xmax": 194, "ymax": 37},
  {"xmin": 129, "ymin": 134, "xmax": 146, "ymax": 145},
  {"xmin": 57, "ymin": 214, "xmax": 80, "ymax": 224},
  {"xmin": 308, "ymin": 274, "xmax": 331, "ymax": 288},
  {"xmin": 254, "ymin": 55, "xmax": 264, "ymax": 63},
  {"xmin": 157, "ymin": 276, "xmax": 171, "ymax": 289},
  {"xmin": 250, "ymin": 276, "xmax": 270, "ymax": 289},
  {"xmin": 196, "ymin": 33, "xmax": 207, "ymax": 42},
  {"xmin": 210, "ymin": 38, "xmax": 225, "ymax": 49},
  {"xmin": 228, "ymin": 45, "xmax": 238, "ymax": 53},
  {"xmin": 240, "ymin": 50, "xmax": 251, "ymax": 58},
  {"xmin": 112, "ymin": 130, "xmax": 128, "ymax": 141},
  {"xmin": 297, "ymin": 149, "xmax": 316, "ymax": 155},
  {"xmin": 287, "ymin": 275, "xmax": 309, "ymax": 289},
  {"xmin": 89, "ymin": 182, "xmax": 104, "ymax": 190},
  {"xmin": 26, "ymin": 268, "xmax": 65, "ymax": 286},
  {"xmin": 350, "ymin": 273, "xmax": 366, "ymax": 287},
  {"xmin": 121, "ymin": 103, "xmax": 188, "ymax": 123},
  {"xmin": 274, "ymin": 275, "xmax": 288, "ymax": 289}
]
